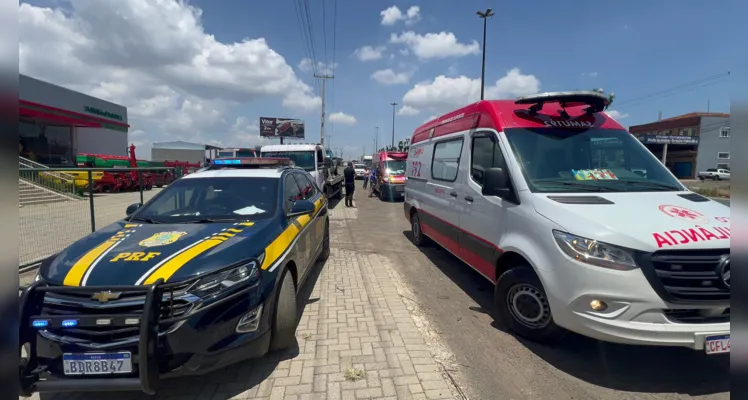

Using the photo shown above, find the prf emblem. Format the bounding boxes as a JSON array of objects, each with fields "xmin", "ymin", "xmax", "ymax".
[
  {"xmin": 91, "ymin": 291, "xmax": 121, "ymax": 303},
  {"xmin": 138, "ymin": 231, "xmax": 187, "ymax": 247},
  {"xmin": 110, "ymin": 252, "xmax": 161, "ymax": 262}
]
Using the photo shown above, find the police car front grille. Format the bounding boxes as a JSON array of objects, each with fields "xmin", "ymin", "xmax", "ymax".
[
  {"xmin": 650, "ymin": 249, "xmax": 730, "ymax": 302},
  {"xmin": 40, "ymin": 293, "xmax": 194, "ymax": 343}
]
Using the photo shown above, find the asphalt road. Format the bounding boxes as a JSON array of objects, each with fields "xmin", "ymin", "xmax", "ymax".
[{"xmin": 347, "ymin": 188, "xmax": 730, "ymax": 400}]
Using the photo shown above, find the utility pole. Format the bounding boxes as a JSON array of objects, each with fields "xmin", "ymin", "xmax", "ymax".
[
  {"xmin": 390, "ymin": 102, "xmax": 397, "ymax": 147},
  {"xmin": 477, "ymin": 8, "xmax": 494, "ymax": 101},
  {"xmin": 315, "ymin": 74, "xmax": 334, "ymax": 147},
  {"xmin": 375, "ymin": 126, "xmax": 379, "ymax": 152}
]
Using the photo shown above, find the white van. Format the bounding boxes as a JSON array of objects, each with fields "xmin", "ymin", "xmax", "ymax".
[{"xmin": 403, "ymin": 91, "xmax": 730, "ymax": 354}]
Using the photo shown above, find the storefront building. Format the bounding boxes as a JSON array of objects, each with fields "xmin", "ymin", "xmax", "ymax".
[
  {"xmin": 629, "ymin": 112, "xmax": 730, "ymax": 179},
  {"xmin": 19, "ymin": 74, "xmax": 130, "ymax": 166}
]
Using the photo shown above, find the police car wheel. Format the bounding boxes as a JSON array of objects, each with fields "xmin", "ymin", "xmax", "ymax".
[
  {"xmin": 269, "ymin": 269, "xmax": 298, "ymax": 351},
  {"xmin": 318, "ymin": 219, "xmax": 330, "ymax": 261},
  {"xmin": 494, "ymin": 265, "xmax": 566, "ymax": 344}
]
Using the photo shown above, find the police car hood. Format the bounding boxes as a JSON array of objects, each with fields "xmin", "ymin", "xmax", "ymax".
[
  {"xmin": 532, "ymin": 191, "xmax": 731, "ymax": 252},
  {"xmin": 42, "ymin": 219, "xmax": 277, "ymax": 286}
]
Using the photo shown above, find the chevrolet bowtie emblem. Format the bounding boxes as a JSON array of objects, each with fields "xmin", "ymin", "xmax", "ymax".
[{"xmin": 91, "ymin": 291, "xmax": 121, "ymax": 303}]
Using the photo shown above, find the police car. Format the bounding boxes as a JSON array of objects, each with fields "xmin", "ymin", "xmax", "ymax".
[{"xmin": 19, "ymin": 157, "xmax": 330, "ymax": 396}]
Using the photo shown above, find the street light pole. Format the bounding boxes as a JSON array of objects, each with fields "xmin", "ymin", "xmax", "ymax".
[
  {"xmin": 375, "ymin": 126, "xmax": 379, "ymax": 152},
  {"xmin": 477, "ymin": 8, "xmax": 494, "ymax": 101},
  {"xmin": 390, "ymin": 102, "xmax": 397, "ymax": 148}
]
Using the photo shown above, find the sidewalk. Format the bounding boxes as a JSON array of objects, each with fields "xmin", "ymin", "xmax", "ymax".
[{"xmin": 27, "ymin": 199, "xmax": 458, "ymax": 400}]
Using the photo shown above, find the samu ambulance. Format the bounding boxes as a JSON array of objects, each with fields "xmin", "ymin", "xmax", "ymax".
[{"xmin": 403, "ymin": 91, "xmax": 730, "ymax": 354}]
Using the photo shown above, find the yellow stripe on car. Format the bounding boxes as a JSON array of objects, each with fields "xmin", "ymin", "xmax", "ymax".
[
  {"xmin": 261, "ymin": 224, "xmax": 300, "ymax": 270},
  {"xmin": 143, "ymin": 238, "xmax": 224, "ymax": 284},
  {"xmin": 64, "ymin": 234, "xmax": 123, "ymax": 286}
]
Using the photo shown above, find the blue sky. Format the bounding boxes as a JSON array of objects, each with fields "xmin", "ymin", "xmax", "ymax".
[{"xmin": 22, "ymin": 0, "xmax": 738, "ymax": 159}]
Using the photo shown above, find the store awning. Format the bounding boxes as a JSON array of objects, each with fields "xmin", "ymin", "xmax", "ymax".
[{"xmin": 20, "ymin": 106, "xmax": 103, "ymax": 128}]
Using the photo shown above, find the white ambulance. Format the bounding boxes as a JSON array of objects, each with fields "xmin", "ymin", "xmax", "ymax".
[{"xmin": 403, "ymin": 91, "xmax": 730, "ymax": 354}]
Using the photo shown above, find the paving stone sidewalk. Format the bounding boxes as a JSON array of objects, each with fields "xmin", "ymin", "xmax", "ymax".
[{"xmin": 26, "ymin": 200, "xmax": 457, "ymax": 400}]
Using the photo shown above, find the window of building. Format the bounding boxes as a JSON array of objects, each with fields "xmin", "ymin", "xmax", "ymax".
[
  {"xmin": 19, "ymin": 119, "xmax": 74, "ymax": 166},
  {"xmin": 717, "ymin": 152, "xmax": 730, "ymax": 160},
  {"xmin": 720, "ymin": 127, "xmax": 730, "ymax": 138},
  {"xmin": 717, "ymin": 163, "xmax": 730, "ymax": 170},
  {"xmin": 431, "ymin": 138, "xmax": 463, "ymax": 182}
]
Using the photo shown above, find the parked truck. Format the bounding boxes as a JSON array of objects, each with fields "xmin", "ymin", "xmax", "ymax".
[
  {"xmin": 697, "ymin": 168, "xmax": 730, "ymax": 181},
  {"xmin": 260, "ymin": 144, "xmax": 344, "ymax": 199}
]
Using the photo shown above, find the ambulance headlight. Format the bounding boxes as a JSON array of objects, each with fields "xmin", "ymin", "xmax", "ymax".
[
  {"xmin": 191, "ymin": 254, "xmax": 263, "ymax": 298},
  {"xmin": 552, "ymin": 230, "xmax": 637, "ymax": 271}
]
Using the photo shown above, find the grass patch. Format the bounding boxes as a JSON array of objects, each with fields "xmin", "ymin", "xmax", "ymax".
[
  {"xmin": 688, "ymin": 186, "xmax": 730, "ymax": 198},
  {"xmin": 343, "ymin": 367, "xmax": 365, "ymax": 381}
]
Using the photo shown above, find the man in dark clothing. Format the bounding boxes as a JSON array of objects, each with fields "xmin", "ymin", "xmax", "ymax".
[{"xmin": 343, "ymin": 162, "xmax": 356, "ymax": 207}]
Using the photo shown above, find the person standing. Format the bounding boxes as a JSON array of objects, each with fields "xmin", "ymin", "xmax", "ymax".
[
  {"xmin": 343, "ymin": 162, "xmax": 356, "ymax": 207},
  {"xmin": 368, "ymin": 166, "xmax": 377, "ymax": 197},
  {"xmin": 362, "ymin": 167, "xmax": 369, "ymax": 190}
]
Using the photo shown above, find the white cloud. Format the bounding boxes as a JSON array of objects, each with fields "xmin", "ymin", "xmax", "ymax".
[
  {"xmin": 582, "ymin": 72, "xmax": 599, "ymax": 78},
  {"xmin": 401, "ymin": 68, "xmax": 540, "ymax": 115},
  {"xmin": 605, "ymin": 110, "xmax": 629, "ymax": 120},
  {"xmin": 298, "ymin": 58, "xmax": 338, "ymax": 75},
  {"xmin": 329, "ymin": 112, "xmax": 357, "ymax": 125},
  {"xmin": 353, "ymin": 45, "xmax": 386, "ymax": 61},
  {"xmin": 371, "ymin": 68, "xmax": 414, "ymax": 85},
  {"xmin": 397, "ymin": 105, "xmax": 420, "ymax": 116},
  {"xmin": 380, "ymin": 5, "xmax": 421, "ymax": 26},
  {"xmin": 390, "ymin": 31, "xmax": 480, "ymax": 60},
  {"xmin": 19, "ymin": 0, "xmax": 322, "ymax": 152},
  {"xmin": 424, "ymin": 115, "xmax": 437, "ymax": 123}
]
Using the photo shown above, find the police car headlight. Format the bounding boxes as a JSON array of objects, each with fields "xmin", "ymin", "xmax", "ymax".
[
  {"xmin": 192, "ymin": 254, "xmax": 263, "ymax": 298},
  {"xmin": 552, "ymin": 230, "xmax": 637, "ymax": 271}
]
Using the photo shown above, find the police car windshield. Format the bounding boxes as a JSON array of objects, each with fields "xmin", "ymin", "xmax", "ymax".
[
  {"xmin": 132, "ymin": 177, "xmax": 278, "ymax": 223},
  {"xmin": 262, "ymin": 151, "xmax": 315, "ymax": 171},
  {"xmin": 503, "ymin": 128, "xmax": 684, "ymax": 193}
]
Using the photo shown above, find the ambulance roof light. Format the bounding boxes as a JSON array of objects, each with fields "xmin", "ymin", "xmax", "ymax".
[{"xmin": 515, "ymin": 91, "xmax": 610, "ymax": 115}]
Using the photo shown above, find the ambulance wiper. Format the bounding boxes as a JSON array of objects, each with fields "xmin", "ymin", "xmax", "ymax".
[
  {"xmin": 129, "ymin": 216, "xmax": 163, "ymax": 224},
  {"xmin": 612, "ymin": 180, "xmax": 681, "ymax": 191},
  {"xmin": 538, "ymin": 180, "xmax": 617, "ymax": 192}
]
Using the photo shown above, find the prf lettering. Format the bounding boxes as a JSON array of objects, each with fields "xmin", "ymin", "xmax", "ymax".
[{"xmin": 110, "ymin": 252, "xmax": 161, "ymax": 262}]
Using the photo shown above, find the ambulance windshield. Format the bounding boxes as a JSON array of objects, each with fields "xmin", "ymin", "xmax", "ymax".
[{"xmin": 503, "ymin": 128, "xmax": 684, "ymax": 193}]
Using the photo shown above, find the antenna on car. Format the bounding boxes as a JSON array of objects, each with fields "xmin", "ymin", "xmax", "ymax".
[{"xmin": 515, "ymin": 91, "xmax": 610, "ymax": 116}]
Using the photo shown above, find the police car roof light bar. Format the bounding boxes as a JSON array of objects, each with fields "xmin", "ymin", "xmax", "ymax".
[{"xmin": 515, "ymin": 91, "xmax": 610, "ymax": 116}]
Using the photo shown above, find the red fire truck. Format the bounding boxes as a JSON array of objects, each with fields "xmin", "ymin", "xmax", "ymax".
[{"xmin": 372, "ymin": 151, "xmax": 408, "ymax": 201}]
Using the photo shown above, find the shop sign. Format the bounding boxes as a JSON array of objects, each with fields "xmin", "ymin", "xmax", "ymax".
[
  {"xmin": 634, "ymin": 134, "xmax": 699, "ymax": 145},
  {"xmin": 84, "ymin": 106, "xmax": 124, "ymax": 121}
]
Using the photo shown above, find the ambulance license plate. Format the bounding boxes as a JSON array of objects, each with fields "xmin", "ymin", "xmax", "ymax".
[
  {"xmin": 704, "ymin": 334, "xmax": 730, "ymax": 355},
  {"xmin": 63, "ymin": 352, "xmax": 132, "ymax": 375}
]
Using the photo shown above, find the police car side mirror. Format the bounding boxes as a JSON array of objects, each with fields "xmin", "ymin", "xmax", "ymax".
[
  {"xmin": 482, "ymin": 168, "xmax": 511, "ymax": 198},
  {"xmin": 287, "ymin": 199, "xmax": 315, "ymax": 218},
  {"xmin": 126, "ymin": 203, "xmax": 142, "ymax": 216}
]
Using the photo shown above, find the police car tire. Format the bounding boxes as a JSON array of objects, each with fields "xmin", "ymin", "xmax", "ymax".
[
  {"xmin": 494, "ymin": 266, "xmax": 566, "ymax": 344},
  {"xmin": 269, "ymin": 270, "xmax": 298, "ymax": 351},
  {"xmin": 318, "ymin": 219, "xmax": 330, "ymax": 261}
]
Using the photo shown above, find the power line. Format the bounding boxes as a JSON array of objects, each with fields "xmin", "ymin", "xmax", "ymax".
[
  {"xmin": 614, "ymin": 71, "xmax": 730, "ymax": 109},
  {"xmin": 322, "ymin": 0, "xmax": 329, "ymax": 66}
]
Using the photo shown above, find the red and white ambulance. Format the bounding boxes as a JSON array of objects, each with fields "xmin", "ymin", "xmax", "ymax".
[
  {"xmin": 372, "ymin": 151, "xmax": 408, "ymax": 201},
  {"xmin": 403, "ymin": 91, "xmax": 730, "ymax": 354}
]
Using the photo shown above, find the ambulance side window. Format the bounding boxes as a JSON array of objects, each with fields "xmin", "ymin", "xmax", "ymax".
[
  {"xmin": 431, "ymin": 139, "xmax": 464, "ymax": 182},
  {"xmin": 471, "ymin": 133, "xmax": 507, "ymax": 186}
]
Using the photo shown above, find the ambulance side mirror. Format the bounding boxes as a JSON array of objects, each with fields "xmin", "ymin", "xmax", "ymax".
[{"xmin": 482, "ymin": 168, "xmax": 511, "ymax": 199}]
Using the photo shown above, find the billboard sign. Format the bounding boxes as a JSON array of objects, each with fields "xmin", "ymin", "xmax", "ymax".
[
  {"xmin": 634, "ymin": 134, "xmax": 699, "ymax": 145},
  {"xmin": 259, "ymin": 117, "xmax": 305, "ymax": 138}
]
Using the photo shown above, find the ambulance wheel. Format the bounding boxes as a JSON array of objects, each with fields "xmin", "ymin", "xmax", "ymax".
[
  {"xmin": 318, "ymin": 219, "xmax": 330, "ymax": 261},
  {"xmin": 494, "ymin": 265, "xmax": 566, "ymax": 344},
  {"xmin": 269, "ymin": 269, "xmax": 298, "ymax": 352},
  {"xmin": 410, "ymin": 211, "xmax": 429, "ymax": 247}
]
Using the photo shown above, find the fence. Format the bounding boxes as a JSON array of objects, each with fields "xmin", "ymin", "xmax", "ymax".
[{"xmin": 19, "ymin": 167, "xmax": 179, "ymax": 269}]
